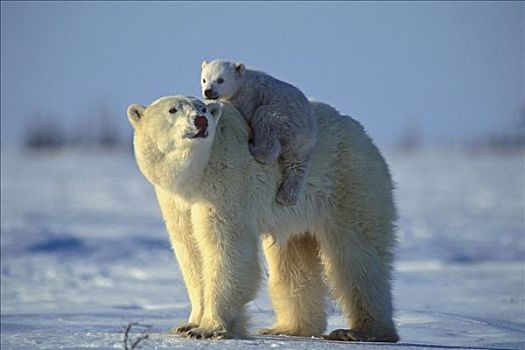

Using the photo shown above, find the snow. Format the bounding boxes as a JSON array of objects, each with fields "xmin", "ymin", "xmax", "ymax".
[{"xmin": 1, "ymin": 148, "xmax": 524, "ymax": 349}]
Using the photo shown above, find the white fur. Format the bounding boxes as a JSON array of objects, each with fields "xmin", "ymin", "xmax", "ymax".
[{"xmin": 128, "ymin": 96, "xmax": 399, "ymax": 342}]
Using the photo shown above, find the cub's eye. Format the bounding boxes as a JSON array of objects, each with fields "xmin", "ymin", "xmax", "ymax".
[
  {"xmin": 217, "ymin": 77, "xmax": 224, "ymax": 84},
  {"xmin": 202, "ymin": 78, "xmax": 206, "ymax": 84},
  {"xmin": 169, "ymin": 107, "xmax": 177, "ymax": 114},
  {"xmin": 202, "ymin": 107, "xmax": 207, "ymax": 113}
]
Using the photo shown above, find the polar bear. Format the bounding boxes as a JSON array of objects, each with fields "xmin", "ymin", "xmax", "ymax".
[
  {"xmin": 127, "ymin": 95, "xmax": 399, "ymax": 342},
  {"xmin": 201, "ymin": 60, "xmax": 317, "ymax": 206}
]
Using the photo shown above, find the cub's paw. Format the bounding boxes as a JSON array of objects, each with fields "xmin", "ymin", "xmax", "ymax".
[
  {"xmin": 324, "ymin": 328, "xmax": 399, "ymax": 342},
  {"xmin": 170, "ymin": 322, "xmax": 198, "ymax": 335},
  {"xmin": 186, "ymin": 327, "xmax": 228, "ymax": 340},
  {"xmin": 276, "ymin": 186, "xmax": 299, "ymax": 206}
]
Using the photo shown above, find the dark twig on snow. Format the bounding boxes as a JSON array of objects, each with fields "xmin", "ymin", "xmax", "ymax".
[{"xmin": 123, "ymin": 322, "xmax": 151, "ymax": 350}]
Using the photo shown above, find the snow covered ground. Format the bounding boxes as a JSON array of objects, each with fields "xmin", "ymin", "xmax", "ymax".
[{"xmin": 1, "ymin": 148, "xmax": 524, "ymax": 349}]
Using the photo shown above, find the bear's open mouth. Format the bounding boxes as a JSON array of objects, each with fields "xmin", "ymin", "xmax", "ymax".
[{"xmin": 191, "ymin": 115, "xmax": 208, "ymax": 138}]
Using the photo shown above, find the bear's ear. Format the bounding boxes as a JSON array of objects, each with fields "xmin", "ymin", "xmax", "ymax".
[
  {"xmin": 127, "ymin": 104, "xmax": 146, "ymax": 129},
  {"xmin": 234, "ymin": 62, "xmax": 245, "ymax": 76},
  {"xmin": 201, "ymin": 60, "xmax": 209, "ymax": 70},
  {"xmin": 207, "ymin": 102, "xmax": 223, "ymax": 122}
]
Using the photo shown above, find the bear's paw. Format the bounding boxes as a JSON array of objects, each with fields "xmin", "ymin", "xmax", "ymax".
[
  {"xmin": 186, "ymin": 327, "xmax": 229, "ymax": 340},
  {"xmin": 324, "ymin": 328, "xmax": 399, "ymax": 343},
  {"xmin": 170, "ymin": 322, "xmax": 199, "ymax": 335}
]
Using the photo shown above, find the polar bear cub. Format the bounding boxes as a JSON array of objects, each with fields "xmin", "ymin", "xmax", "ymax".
[{"xmin": 201, "ymin": 60, "xmax": 317, "ymax": 206}]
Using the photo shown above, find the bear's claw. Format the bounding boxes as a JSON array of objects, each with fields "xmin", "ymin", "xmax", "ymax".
[
  {"xmin": 323, "ymin": 328, "xmax": 399, "ymax": 342},
  {"xmin": 258, "ymin": 327, "xmax": 284, "ymax": 336},
  {"xmin": 171, "ymin": 322, "xmax": 198, "ymax": 335},
  {"xmin": 324, "ymin": 329, "xmax": 368, "ymax": 341},
  {"xmin": 186, "ymin": 327, "xmax": 228, "ymax": 340}
]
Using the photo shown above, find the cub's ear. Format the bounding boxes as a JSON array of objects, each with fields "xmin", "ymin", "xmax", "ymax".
[
  {"xmin": 207, "ymin": 102, "xmax": 223, "ymax": 122},
  {"xmin": 127, "ymin": 104, "xmax": 146, "ymax": 129},
  {"xmin": 201, "ymin": 60, "xmax": 209, "ymax": 70},
  {"xmin": 234, "ymin": 62, "xmax": 246, "ymax": 75}
]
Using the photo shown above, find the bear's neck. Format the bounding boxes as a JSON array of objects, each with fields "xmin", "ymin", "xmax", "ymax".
[
  {"xmin": 137, "ymin": 135, "xmax": 213, "ymax": 202},
  {"xmin": 165, "ymin": 146, "xmax": 212, "ymax": 199},
  {"xmin": 194, "ymin": 107, "xmax": 250, "ymax": 203}
]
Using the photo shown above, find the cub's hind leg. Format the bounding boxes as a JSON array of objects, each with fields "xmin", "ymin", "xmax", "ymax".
[{"xmin": 276, "ymin": 141, "xmax": 315, "ymax": 206}]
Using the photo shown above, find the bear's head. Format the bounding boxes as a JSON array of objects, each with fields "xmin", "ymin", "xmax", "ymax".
[
  {"xmin": 127, "ymin": 96, "xmax": 223, "ymax": 195},
  {"xmin": 201, "ymin": 60, "xmax": 245, "ymax": 101}
]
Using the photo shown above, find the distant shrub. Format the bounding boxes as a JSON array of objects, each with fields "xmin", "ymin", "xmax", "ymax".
[
  {"xmin": 23, "ymin": 103, "xmax": 126, "ymax": 152},
  {"xmin": 97, "ymin": 114, "xmax": 121, "ymax": 149},
  {"xmin": 24, "ymin": 116, "xmax": 66, "ymax": 151},
  {"xmin": 468, "ymin": 112, "xmax": 525, "ymax": 153}
]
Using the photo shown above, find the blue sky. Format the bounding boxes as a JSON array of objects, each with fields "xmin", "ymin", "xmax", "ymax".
[{"xmin": 1, "ymin": 1, "xmax": 523, "ymax": 148}]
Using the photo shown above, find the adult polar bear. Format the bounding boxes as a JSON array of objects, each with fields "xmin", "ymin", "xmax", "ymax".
[{"xmin": 127, "ymin": 95, "xmax": 399, "ymax": 342}]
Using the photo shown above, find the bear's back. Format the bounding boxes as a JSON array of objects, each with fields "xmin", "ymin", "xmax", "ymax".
[
  {"xmin": 309, "ymin": 100, "xmax": 396, "ymax": 240},
  {"xmin": 212, "ymin": 99, "xmax": 393, "ymax": 201}
]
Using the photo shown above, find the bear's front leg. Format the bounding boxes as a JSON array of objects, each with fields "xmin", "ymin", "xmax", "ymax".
[
  {"xmin": 189, "ymin": 203, "xmax": 261, "ymax": 339},
  {"xmin": 156, "ymin": 189, "xmax": 205, "ymax": 334}
]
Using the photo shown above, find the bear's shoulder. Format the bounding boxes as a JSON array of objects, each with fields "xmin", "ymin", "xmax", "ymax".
[{"xmin": 217, "ymin": 101, "xmax": 250, "ymax": 140}]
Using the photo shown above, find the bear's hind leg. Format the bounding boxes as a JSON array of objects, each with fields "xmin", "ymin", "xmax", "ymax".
[
  {"xmin": 260, "ymin": 233, "xmax": 327, "ymax": 337},
  {"xmin": 319, "ymin": 233, "xmax": 399, "ymax": 342}
]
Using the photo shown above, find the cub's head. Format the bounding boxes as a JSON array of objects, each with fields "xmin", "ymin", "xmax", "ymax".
[
  {"xmin": 201, "ymin": 60, "xmax": 246, "ymax": 101},
  {"xmin": 127, "ymin": 96, "xmax": 223, "ymax": 193}
]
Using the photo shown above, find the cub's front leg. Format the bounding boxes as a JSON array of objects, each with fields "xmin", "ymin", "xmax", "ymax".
[
  {"xmin": 248, "ymin": 105, "xmax": 282, "ymax": 164},
  {"xmin": 189, "ymin": 203, "xmax": 261, "ymax": 339}
]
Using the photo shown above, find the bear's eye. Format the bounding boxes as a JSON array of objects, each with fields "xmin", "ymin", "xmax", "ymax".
[
  {"xmin": 217, "ymin": 77, "xmax": 224, "ymax": 84},
  {"xmin": 202, "ymin": 78, "xmax": 206, "ymax": 84},
  {"xmin": 202, "ymin": 107, "xmax": 207, "ymax": 113},
  {"xmin": 169, "ymin": 107, "xmax": 177, "ymax": 114}
]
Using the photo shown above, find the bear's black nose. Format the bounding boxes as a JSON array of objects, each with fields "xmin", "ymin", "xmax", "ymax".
[{"xmin": 204, "ymin": 89, "xmax": 216, "ymax": 99}]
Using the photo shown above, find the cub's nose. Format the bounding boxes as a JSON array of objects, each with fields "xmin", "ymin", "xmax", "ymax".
[
  {"xmin": 194, "ymin": 115, "xmax": 208, "ymax": 129},
  {"xmin": 204, "ymin": 89, "xmax": 216, "ymax": 99}
]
